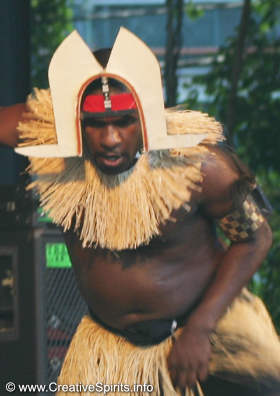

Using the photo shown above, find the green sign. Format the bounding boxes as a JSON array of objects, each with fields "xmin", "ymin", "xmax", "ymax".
[
  {"xmin": 37, "ymin": 207, "xmax": 53, "ymax": 223},
  {"xmin": 46, "ymin": 243, "xmax": 72, "ymax": 268}
]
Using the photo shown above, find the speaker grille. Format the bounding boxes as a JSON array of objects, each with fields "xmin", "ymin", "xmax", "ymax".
[{"xmin": 45, "ymin": 266, "xmax": 88, "ymax": 383}]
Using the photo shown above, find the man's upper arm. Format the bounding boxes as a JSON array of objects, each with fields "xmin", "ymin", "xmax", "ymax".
[
  {"xmin": 200, "ymin": 146, "xmax": 266, "ymax": 243},
  {"xmin": 201, "ymin": 146, "xmax": 246, "ymax": 217}
]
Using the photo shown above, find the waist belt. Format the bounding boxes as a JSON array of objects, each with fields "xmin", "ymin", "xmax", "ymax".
[{"xmin": 88, "ymin": 308, "xmax": 187, "ymax": 346}]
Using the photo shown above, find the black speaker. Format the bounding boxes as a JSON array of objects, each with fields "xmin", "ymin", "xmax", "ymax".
[
  {"xmin": 0, "ymin": 224, "xmax": 37, "ymax": 393},
  {"xmin": 0, "ymin": 186, "xmax": 87, "ymax": 395},
  {"xmin": 36, "ymin": 228, "xmax": 88, "ymax": 387}
]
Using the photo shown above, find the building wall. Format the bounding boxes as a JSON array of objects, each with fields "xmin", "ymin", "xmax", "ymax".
[
  {"xmin": 73, "ymin": 0, "xmax": 242, "ymax": 57},
  {"xmin": 72, "ymin": 1, "xmax": 242, "ymax": 103}
]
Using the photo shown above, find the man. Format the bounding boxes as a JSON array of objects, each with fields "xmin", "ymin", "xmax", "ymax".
[{"xmin": 3, "ymin": 29, "xmax": 280, "ymax": 395}]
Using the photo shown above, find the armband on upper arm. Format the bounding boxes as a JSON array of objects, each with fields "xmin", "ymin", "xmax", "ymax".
[{"xmin": 218, "ymin": 194, "xmax": 265, "ymax": 242}]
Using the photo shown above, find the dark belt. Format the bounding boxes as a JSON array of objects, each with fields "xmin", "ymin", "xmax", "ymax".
[{"xmin": 88, "ymin": 308, "xmax": 187, "ymax": 347}]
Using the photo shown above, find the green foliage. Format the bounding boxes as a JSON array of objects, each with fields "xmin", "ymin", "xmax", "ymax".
[
  {"xmin": 185, "ymin": 1, "xmax": 204, "ymax": 20},
  {"xmin": 250, "ymin": 170, "xmax": 280, "ymax": 329},
  {"xmin": 30, "ymin": 0, "xmax": 74, "ymax": 88},
  {"xmin": 184, "ymin": 0, "xmax": 280, "ymax": 329},
  {"xmin": 188, "ymin": 2, "xmax": 280, "ymax": 173}
]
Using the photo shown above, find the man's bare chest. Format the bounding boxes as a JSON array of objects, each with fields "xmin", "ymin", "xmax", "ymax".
[{"xmin": 64, "ymin": 206, "xmax": 222, "ymax": 327}]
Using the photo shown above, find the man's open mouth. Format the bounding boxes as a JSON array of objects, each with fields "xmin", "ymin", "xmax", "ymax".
[{"xmin": 99, "ymin": 154, "xmax": 124, "ymax": 167}]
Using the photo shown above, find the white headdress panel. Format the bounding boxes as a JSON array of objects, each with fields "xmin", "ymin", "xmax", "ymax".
[
  {"xmin": 16, "ymin": 28, "xmax": 206, "ymax": 158},
  {"xmin": 105, "ymin": 27, "xmax": 165, "ymax": 151},
  {"xmin": 16, "ymin": 31, "xmax": 103, "ymax": 158},
  {"xmin": 48, "ymin": 31, "xmax": 103, "ymax": 156},
  {"xmin": 107, "ymin": 28, "xmax": 206, "ymax": 150}
]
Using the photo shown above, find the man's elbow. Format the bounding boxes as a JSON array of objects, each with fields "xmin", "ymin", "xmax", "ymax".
[{"xmin": 254, "ymin": 221, "xmax": 273, "ymax": 257}]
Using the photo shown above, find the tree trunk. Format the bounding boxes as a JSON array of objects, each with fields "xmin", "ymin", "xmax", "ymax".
[
  {"xmin": 164, "ymin": 0, "xmax": 184, "ymax": 107},
  {"xmin": 226, "ymin": 0, "xmax": 251, "ymax": 142}
]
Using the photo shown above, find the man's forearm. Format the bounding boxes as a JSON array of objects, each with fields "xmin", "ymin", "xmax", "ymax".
[{"xmin": 183, "ymin": 222, "xmax": 272, "ymax": 333}]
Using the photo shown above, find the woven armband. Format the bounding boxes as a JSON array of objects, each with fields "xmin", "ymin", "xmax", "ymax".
[{"xmin": 218, "ymin": 195, "xmax": 264, "ymax": 242}]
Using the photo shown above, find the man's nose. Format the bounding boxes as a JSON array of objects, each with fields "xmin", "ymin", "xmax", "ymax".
[{"xmin": 101, "ymin": 124, "xmax": 122, "ymax": 149}]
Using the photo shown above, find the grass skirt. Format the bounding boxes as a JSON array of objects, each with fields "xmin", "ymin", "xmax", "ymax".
[{"xmin": 57, "ymin": 290, "xmax": 280, "ymax": 395}]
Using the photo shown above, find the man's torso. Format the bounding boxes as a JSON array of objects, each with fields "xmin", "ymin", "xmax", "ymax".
[{"xmin": 65, "ymin": 199, "xmax": 225, "ymax": 331}]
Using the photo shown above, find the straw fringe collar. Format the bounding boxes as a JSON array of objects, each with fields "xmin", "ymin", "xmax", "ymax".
[{"xmin": 18, "ymin": 88, "xmax": 224, "ymax": 250}]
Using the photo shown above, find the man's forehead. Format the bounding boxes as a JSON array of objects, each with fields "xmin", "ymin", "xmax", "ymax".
[{"xmin": 87, "ymin": 111, "xmax": 139, "ymax": 122}]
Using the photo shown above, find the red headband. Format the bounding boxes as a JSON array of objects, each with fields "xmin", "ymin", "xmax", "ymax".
[{"xmin": 82, "ymin": 93, "xmax": 137, "ymax": 113}]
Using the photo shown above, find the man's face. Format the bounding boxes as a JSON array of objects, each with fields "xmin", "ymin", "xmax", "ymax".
[{"xmin": 83, "ymin": 109, "xmax": 142, "ymax": 175}]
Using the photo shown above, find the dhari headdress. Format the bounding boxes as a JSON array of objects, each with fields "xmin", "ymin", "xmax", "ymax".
[
  {"xmin": 15, "ymin": 28, "xmax": 224, "ymax": 250},
  {"xmin": 15, "ymin": 28, "xmax": 206, "ymax": 158}
]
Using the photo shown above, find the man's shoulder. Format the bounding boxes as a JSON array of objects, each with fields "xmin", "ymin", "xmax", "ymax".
[
  {"xmin": 198, "ymin": 144, "xmax": 255, "ymax": 218},
  {"xmin": 202, "ymin": 145, "xmax": 241, "ymax": 185}
]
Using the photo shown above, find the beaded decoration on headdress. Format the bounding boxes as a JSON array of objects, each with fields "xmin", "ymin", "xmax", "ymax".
[{"xmin": 101, "ymin": 76, "xmax": 111, "ymax": 110}]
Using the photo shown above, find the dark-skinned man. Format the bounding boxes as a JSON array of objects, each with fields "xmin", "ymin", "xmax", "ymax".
[{"xmin": 2, "ymin": 29, "xmax": 280, "ymax": 395}]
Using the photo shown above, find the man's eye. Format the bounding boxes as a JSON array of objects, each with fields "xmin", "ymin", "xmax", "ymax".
[{"xmin": 86, "ymin": 120, "xmax": 106, "ymax": 128}]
